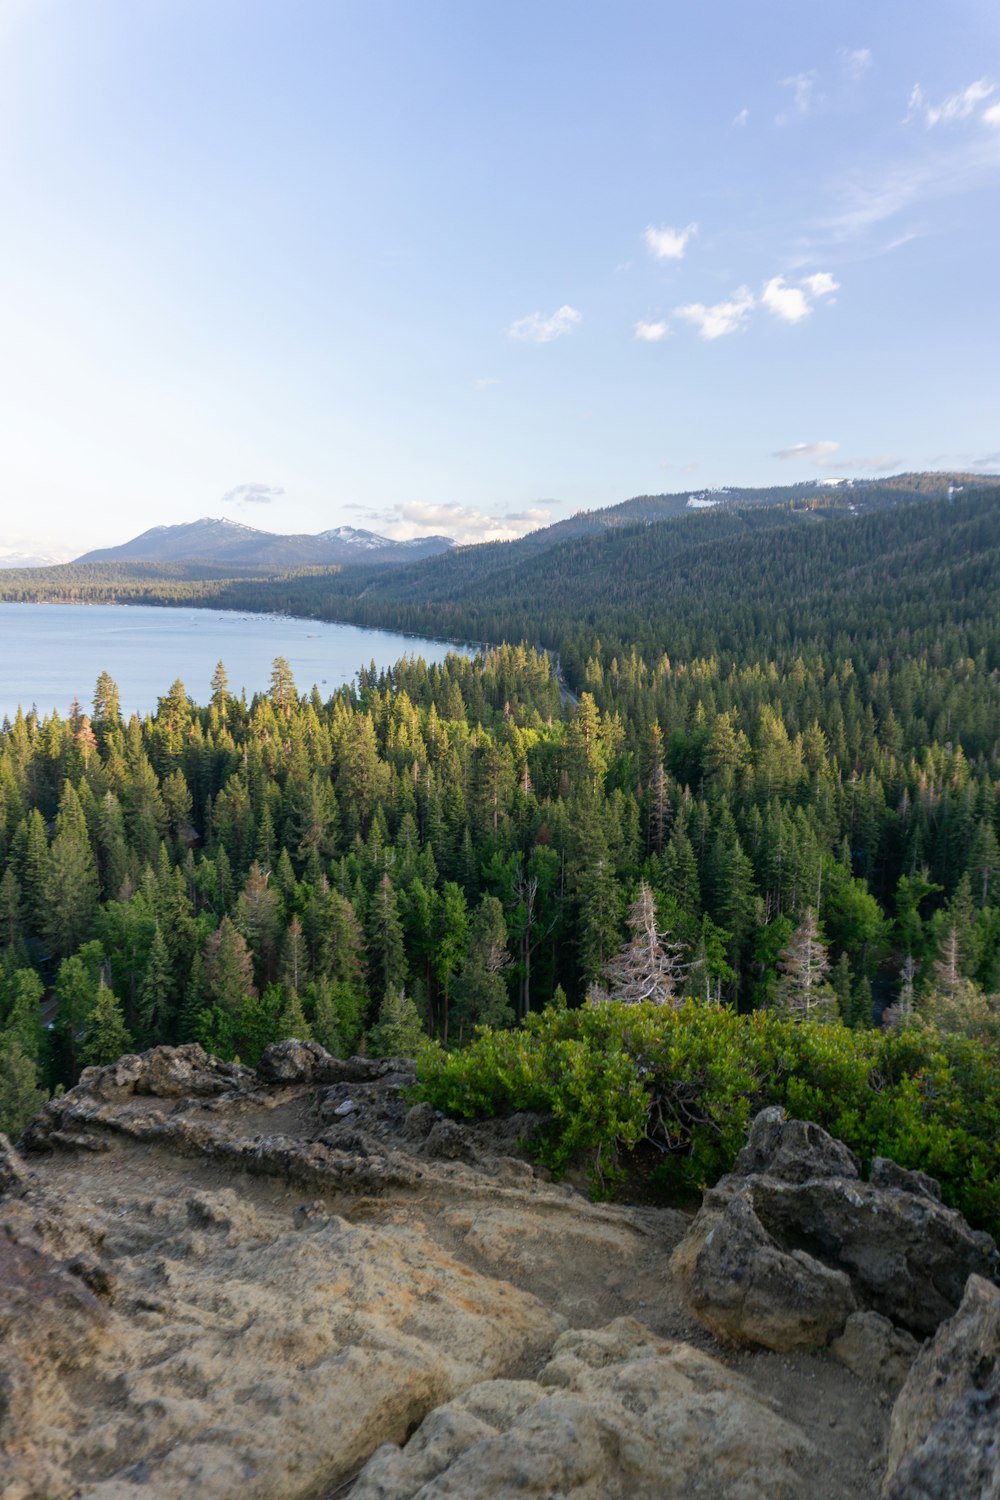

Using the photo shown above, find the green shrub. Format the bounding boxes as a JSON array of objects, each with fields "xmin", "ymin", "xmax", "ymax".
[{"xmin": 414, "ymin": 1001, "xmax": 1000, "ymax": 1235}]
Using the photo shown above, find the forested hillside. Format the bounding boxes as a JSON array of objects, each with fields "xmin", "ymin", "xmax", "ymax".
[{"xmin": 0, "ymin": 485, "xmax": 998, "ymax": 1195}]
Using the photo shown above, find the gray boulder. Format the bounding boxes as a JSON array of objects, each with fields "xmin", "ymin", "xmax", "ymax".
[
  {"xmin": 672, "ymin": 1109, "xmax": 998, "ymax": 1350},
  {"xmin": 884, "ymin": 1273, "xmax": 1000, "ymax": 1499}
]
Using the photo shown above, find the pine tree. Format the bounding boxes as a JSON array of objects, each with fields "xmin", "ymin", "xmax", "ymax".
[
  {"xmin": 598, "ymin": 880, "xmax": 685, "ymax": 1005},
  {"xmin": 366, "ymin": 874, "xmax": 407, "ymax": 1001},
  {"xmin": 203, "ymin": 917, "xmax": 256, "ymax": 1013},
  {"xmin": 453, "ymin": 894, "xmax": 513, "ymax": 1038},
  {"xmin": 275, "ymin": 986, "xmax": 312, "ymax": 1042},
  {"xmin": 280, "ymin": 913, "xmax": 308, "ymax": 994},
  {"xmin": 2, "ymin": 968, "xmax": 45, "ymax": 1061},
  {"xmin": 269, "ymin": 657, "xmax": 297, "ymax": 718},
  {"xmin": 367, "ymin": 987, "xmax": 426, "ymax": 1058},
  {"xmin": 832, "ymin": 951, "xmax": 853, "ymax": 1022},
  {"xmin": 43, "ymin": 783, "xmax": 100, "ymax": 958},
  {"xmin": 50, "ymin": 943, "xmax": 104, "ymax": 1084},
  {"xmin": 80, "ymin": 981, "xmax": 134, "ymax": 1068},
  {"xmin": 433, "ymin": 881, "xmax": 469, "ymax": 1043},
  {"xmin": 0, "ymin": 867, "xmax": 24, "ymax": 955},
  {"xmin": 92, "ymin": 671, "xmax": 122, "ymax": 729},
  {"xmin": 177, "ymin": 950, "xmax": 205, "ymax": 1044},
  {"xmin": 234, "ymin": 861, "xmax": 282, "ymax": 984},
  {"xmin": 136, "ymin": 924, "xmax": 174, "ymax": 1046},
  {"xmin": 774, "ymin": 909, "xmax": 837, "ymax": 1022},
  {"xmin": 0, "ymin": 1034, "xmax": 45, "ymax": 1137},
  {"xmin": 14, "ymin": 809, "xmax": 49, "ymax": 936},
  {"xmin": 211, "ymin": 661, "xmax": 230, "ymax": 716},
  {"xmin": 847, "ymin": 973, "xmax": 873, "ymax": 1029}
]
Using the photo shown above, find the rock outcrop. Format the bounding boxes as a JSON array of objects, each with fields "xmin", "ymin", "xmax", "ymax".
[
  {"xmin": 671, "ymin": 1107, "xmax": 998, "ymax": 1351},
  {"xmin": 1, "ymin": 1045, "xmax": 694, "ymax": 1499},
  {"xmin": 351, "ymin": 1317, "xmax": 818, "ymax": 1500},
  {"xmin": 884, "ymin": 1273, "xmax": 1000, "ymax": 1499},
  {"xmin": 3, "ymin": 1051, "xmax": 986, "ymax": 1498}
]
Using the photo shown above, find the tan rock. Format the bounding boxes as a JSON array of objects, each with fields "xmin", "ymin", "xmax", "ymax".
[
  {"xmin": 830, "ymin": 1311, "xmax": 921, "ymax": 1391},
  {"xmin": 352, "ymin": 1317, "xmax": 818, "ymax": 1500},
  {"xmin": 0, "ymin": 1052, "xmax": 898, "ymax": 1500}
]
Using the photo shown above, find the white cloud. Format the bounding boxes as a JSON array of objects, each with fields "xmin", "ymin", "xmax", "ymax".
[
  {"xmin": 671, "ymin": 269, "xmax": 838, "ymax": 341},
  {"xmin": 644, "ymin": 223, "xmax": 698, "ymax": 261},
  {"xmin": 761, "ymin": 276, "xmax": 812, "ymax": 323},
  {"xmin": 909, "ymin": 78, "xmax": 995, "ymax": 128},
  {"xmin": 733, "ymin": 108, "xmax": 750, "ymax": 128},
  {"xmin": 781, "ymin": 71, "xmax": 816, "ymax": 115},
  {"xmin": 773, "ymin": 441, "xmax": 840, "ymax": 462},
  {"xmin": 841, "ymin": 48, "xmax": 873, "ymax": 82},
  {"xmin": 762, "ymin": 272, "xmax": 839, "ymax": 323},
  {"xmin": 675, "ymin": 286, "xmax": 755, "ymax": 339},
  {"xmin": 388, "ymin": 501, "xmax": 552, "ymax": 546},
  {"xmin": 801, "ymin": 271, "xmax": 840, "ymax": 297},
  {"xmin": 473, "ymin": 376, "xmax": 499, "ymax": 390},
  {"xmin": 634, "ymin": 320, "xmax": 670, "ymax": 342},
  {"xmin": 508, "ymin": 305, "xmax": 582, "ymax": 342},
  {"xmin": 221, "ymin": 481, "xmax": 284, "ymax": 506},
  {"xmin": 984, "ymin": 102, "xmax": 1000, "ymax": 126}
]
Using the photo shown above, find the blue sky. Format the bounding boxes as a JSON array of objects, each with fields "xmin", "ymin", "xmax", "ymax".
[{"xmin": 1, "ymin": 0, "xmax": 998, "ymax": 558}]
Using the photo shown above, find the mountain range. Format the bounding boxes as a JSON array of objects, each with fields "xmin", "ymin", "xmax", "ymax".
[
  {"xmin": 67, "ymin": 473, "xmax": 996, "ymax": 573},
  {"xmin": 75, "ymin": 518, "xmax": 454, "ymax": 568}
]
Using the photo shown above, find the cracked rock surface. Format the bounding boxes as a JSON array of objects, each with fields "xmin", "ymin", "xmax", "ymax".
[{"xmin": 0, "ymin": 1048, "xmax": 930, "ymax": 1499}]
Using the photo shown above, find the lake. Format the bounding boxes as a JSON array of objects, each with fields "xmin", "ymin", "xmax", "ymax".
[{"xmin": 0, "ymin": 603, "xmax": 472, "ymax": 721}]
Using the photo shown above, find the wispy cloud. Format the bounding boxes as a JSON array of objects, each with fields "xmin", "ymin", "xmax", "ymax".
[
  {"xmin": 221, "ymin": 482, "xmax": 284, "ymax": 506},
  {"xmin": 733, "ymin": 108, "xmax": 750, "ymax": 128},
  {"xmin": 644, "ymin": 223, "xmax": 698, "ymax": 261},
  {"xmin": 675, "ymin": 286, "xmax": 755, "ymax": 339},
  {"xmin": 774, "ymin": 441, "xmax": 840, "ymax": 462},
  {"xmin": 390, "ymin": 500, "xmax": 552, "ymax": 545},
  {"xmin": 634, "ymin": 320, "xmax": 670, "ymax": 342},
  {"xmin": 773, "ymin": 443, "xmax": 902, "ymax": 473},
  {"xmin": 820, "ymin": 131, "xmax": 1000, "ymax": 240},
  {"xmin": 778, "ymin": 71, "xmax": 816, "ymax": 121},
  {"xmin": 473, "ymin": 376, "xmax": 499, "ymax": 390},
  {"xmin": 907, "ymin": 79, "xmax": 994, "ymax": 128},
  {"xmin": 841, "ymin": 48, "xmax": 873, "ymax": 82},
  {"xmin": 984, "ymin": 102, "xmax": 1000, "ymax": 126},
  {"xmin": 508, "ymin": 305, "xmax": 582, "ymax": 343}
]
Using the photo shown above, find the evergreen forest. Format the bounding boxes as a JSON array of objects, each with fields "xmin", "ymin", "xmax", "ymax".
[{"xmin": 1, "ymin": 484, "xmax": 999, "ymax": 1227}]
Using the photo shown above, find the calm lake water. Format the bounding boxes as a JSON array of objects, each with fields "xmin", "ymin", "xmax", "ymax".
[{"xmin": 0, "ymin": 603, "xmax": 472, "ymax": 721}]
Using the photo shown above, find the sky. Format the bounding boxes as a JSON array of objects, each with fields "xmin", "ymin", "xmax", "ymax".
[{"xmin": 1, "ymin": 0, "xmax": 999, "ymax": 560}]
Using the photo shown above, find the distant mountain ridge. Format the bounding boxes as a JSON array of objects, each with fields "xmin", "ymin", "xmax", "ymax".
[
  {"xmin": 508, "ymin": 471, "xmax": 998, "ymax": 555},
  {"xmin": 76, "ymin": 518, "xmax": 454, "ymax": 568}
]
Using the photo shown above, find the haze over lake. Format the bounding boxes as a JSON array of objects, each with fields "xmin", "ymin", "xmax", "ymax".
[{"xmin": 0, "ymin": 603, "xmax": 471, "ymax": 721}]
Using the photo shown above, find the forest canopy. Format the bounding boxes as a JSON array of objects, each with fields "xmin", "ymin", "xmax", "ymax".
[{"xmin": 0, "ymin": 486, "xmax": 998, "ymax": 1222}]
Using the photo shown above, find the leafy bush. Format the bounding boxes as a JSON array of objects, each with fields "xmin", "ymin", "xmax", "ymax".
[{"xmin": 415, "ymin": 1001, "xmax": 1000, "ymax": 1235}]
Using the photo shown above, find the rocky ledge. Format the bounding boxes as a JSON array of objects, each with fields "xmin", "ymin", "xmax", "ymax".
[{"xmin": 0, "ymin": 1043, "xmax": 996, "ymax": 1499}]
